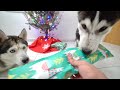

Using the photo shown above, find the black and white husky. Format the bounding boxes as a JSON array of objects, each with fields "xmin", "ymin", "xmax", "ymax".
[
  {"xmin": 76, "ymin": 11, "xmax": 120, "ymax": 55},
  {"xmin": 0, "ymin": 28, "xmax": 29, "ymax": 72}
]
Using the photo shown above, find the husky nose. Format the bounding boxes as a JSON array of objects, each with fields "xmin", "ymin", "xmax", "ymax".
[
  {"xmin": 22, "ymin": 58, "xmax": 29, "ymax": 64},
  {"xmin": 82, "ymin": 48, "xmax": 92, "ymax": 55}
]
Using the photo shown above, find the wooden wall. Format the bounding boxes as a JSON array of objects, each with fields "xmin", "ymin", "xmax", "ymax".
[{"xmin": 104, "ymin": 20, "xmax": 120, "ymax": 46}]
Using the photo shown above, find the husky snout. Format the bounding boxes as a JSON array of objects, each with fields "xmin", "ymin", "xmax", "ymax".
[
  {"xmin": 19, "ymin": 50, "xmax": 29, "ymax": 64},
  {"xmin": 22, "ymin": 57, "xmax": 29, "ymax": 64},
  {"xmin": 82, "ymin": 48, "xmax": 92, "ymax": 55}
]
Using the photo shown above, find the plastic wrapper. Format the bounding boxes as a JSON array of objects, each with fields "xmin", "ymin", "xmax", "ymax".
[{"xmin": 8, "ymin": 44, "xmax": 113, "ymax": 79}]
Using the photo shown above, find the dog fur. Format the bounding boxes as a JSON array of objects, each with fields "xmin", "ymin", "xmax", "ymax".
[
  {"xmin": 0, "ymin": 28, "xmax": 29, "ymax": 72},
  {"xmin": 76, "ymin": 11, "xmax": 120, "ymax": 55}
]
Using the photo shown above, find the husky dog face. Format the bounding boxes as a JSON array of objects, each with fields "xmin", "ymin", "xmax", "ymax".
[
  {"xmin": 0, "ymin": 29, "xmax": 29, "ymax": 71},
  {"xmin": 76, "ymin": 11, "xmax": 120, "ymax": 55}
]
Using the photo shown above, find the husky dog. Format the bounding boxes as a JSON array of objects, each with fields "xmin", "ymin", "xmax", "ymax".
[
  {"xmin": 76, "ymin": 11, "xmax": 120, "ymax": 55},
  {"xmin": 0, "ymin": 28, "xmax": 29, "ymax": 72}
]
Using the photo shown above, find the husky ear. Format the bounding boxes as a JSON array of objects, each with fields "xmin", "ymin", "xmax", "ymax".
[
  {"xmin": 19, "ymin": 28, "xmax": 27, "ymax": 41},
  {"xmin": 0, "ymin": 30, "xmax": 8, "ymax": 43}
]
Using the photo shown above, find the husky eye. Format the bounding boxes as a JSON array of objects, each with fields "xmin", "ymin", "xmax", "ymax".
[
  {"xmin": 81, "ymin": 24, "xmax": 87, "ymax": 30},
  {"xmin": 10, "ymin": 49, "xmax": 16, "ymax": 53},
  {"xmin": 22, "ymin": 46, "xmax": 26, "ymax": 49},
  {"xmin": 98, "ymin": 26, "xmax": 108, "ymax": 32}
]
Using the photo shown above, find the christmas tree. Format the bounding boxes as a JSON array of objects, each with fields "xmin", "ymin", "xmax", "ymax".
[
  {"xmin": 24, "ymin": 11, "xmax": 62, "ymax": 40},
  {"xmin": 24, "ymin": 11, "xmax": 63, "ymax": 53}
]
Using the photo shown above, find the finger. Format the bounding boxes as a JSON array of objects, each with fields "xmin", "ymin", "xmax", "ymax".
[{"xmin": 67, "ymin": 53, "xmax": 81, "ymax": 67}]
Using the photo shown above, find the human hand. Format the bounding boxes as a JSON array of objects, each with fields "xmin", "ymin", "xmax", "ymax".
[{"xmin": 67, "ymin": 53, "xmax": 107, "ymax": 79}]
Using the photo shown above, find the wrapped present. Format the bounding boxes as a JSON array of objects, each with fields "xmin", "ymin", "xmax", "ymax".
[
  {"xmin": 51, "ymin": 42, "xmax": 67, "ymax": 50},
  {"xmin": 8, "ymin": 44, "xmax": 113, "ymax": 79}
]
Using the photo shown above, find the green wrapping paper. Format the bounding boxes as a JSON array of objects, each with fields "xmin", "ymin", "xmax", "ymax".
[
  {"xmin": 8, "ymin": 44, "xmax": 113, "ymax": 79},
  {"xmin": 51, "ymin": 42, "xmax": 67, "ymax": 50}
]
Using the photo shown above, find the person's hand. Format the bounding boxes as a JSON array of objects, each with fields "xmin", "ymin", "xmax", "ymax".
[{"xmin": 67, "ymin": 53, "xmax": 107, "ymax": 79}]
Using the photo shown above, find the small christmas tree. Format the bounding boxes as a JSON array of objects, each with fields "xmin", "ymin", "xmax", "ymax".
[
  {"xmin": 24, "ymin": 11, "xmax": 63, "ymax": 53},
  {"xmin": 24, "ymin": 11, "xmax": 62, "ymax": 40}
]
